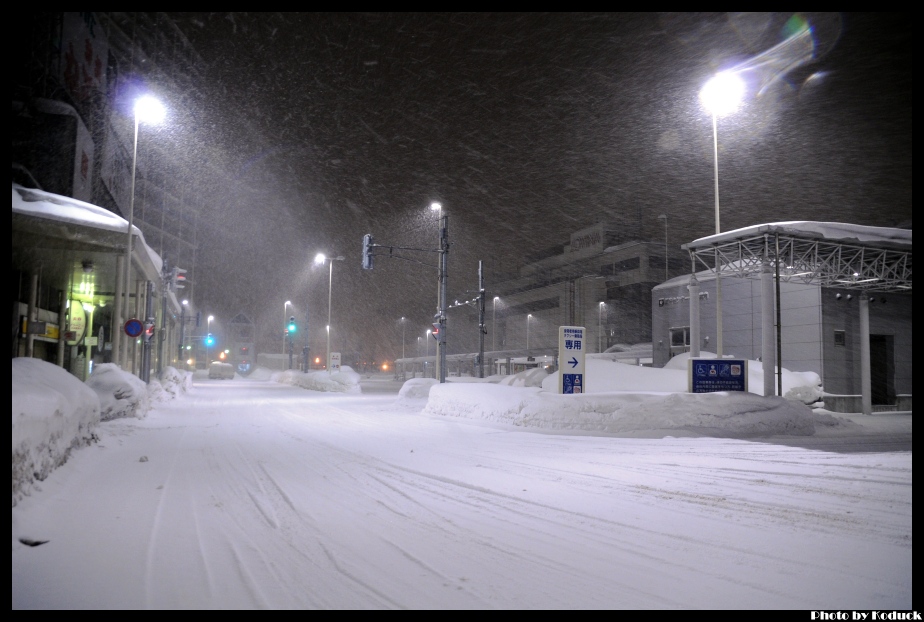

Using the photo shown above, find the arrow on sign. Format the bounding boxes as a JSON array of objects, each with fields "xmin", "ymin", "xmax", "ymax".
[{"xmin": 568, "ymin": 357, "xmax": 579, "ymax": 368}]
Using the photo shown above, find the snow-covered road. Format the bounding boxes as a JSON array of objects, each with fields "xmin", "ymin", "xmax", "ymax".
[{"xmin": 12, "ymin": 376, "xmax": 912, "ymax": 609}]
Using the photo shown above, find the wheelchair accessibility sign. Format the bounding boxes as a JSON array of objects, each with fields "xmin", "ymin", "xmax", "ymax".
[{"xmin": 689, "ymin": 358, "xmax": 748, "ymax": 393}]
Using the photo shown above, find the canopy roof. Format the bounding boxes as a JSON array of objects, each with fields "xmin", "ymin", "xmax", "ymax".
[{"xmin": 681, "ymin": 222, "xmax": 912, "ymax": 293}]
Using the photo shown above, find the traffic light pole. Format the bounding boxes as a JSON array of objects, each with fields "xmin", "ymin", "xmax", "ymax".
[
  {"xmin": 141, "ymin": 280, "xmax": 155, "ymax": 383},
  {"xmin": 361, "ymin": 213, "xmax": 449, "ymax": 383}
]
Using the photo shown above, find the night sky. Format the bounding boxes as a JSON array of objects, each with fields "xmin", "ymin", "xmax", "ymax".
[{"xmin": 157, "ymin": 12, "xmax": 911, "ymax": 362}]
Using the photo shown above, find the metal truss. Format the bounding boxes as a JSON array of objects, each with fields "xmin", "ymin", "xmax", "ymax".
[{"xmin": 683, "ymin": 225, "xmax": 912, "ymax": 294}]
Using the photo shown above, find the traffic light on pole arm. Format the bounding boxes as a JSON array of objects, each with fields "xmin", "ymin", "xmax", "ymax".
[
  {"xmin": 431, "ymin": 322, "xmax": 442, "ymax": 341},
  {"xmin": 288, "ymin": 316, "xmax": 297, "ymax": 334},
  {"xmin": 204, "ymin": 333, "xmax": 215, "ymax": 347},
  {"xmin": 362, "ymin": 233, "xmax": 374, "ymax": 270},
  {"xmin": 172, "ymin": 266, "xmax": 187, "ymax": 290}
]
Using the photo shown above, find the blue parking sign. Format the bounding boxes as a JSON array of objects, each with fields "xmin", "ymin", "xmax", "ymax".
[{"xmin": 689, "ymin": 359, "xmax": 748, "ymax": 393}]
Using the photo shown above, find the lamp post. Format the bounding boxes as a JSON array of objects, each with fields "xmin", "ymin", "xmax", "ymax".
[
  {"xmin": 178, "ymin": 299, "xmax": 188, "ymax": 363},
  {"xmin": 658, "ymin": 214, "xmax": 668, "ymax": 282},
  {"xmin": 526, "ymin": 313, "xmax": 532, "ymax": 350},
  {"xmin": 283, "ymin": 300, "xmax": 291, "ymax": 354},
  {"xmin": 207, "ymin": 314, "xmax": 214, "ymax": 365},
  {"xmin": 700, "ymin": 71, "xmax": 744, "ymax": 358},
  {"xmin": 492, "ymin": 296, "xmax": 499, "ymax": 352},
  {"xmin": 426, "ymin": 329, "xmax": 431, "ymax": 377},
  {"xmin": 400, "ymin": 317, "xmax": 406, "ymax": 360},
  {"xmin": 118, "ymin": 95, "xmax": 165, "ymax": 369},
  {"xmin": 315, "ymin": 253, "xmax": 344, "ymax": 372},
  {"xmin": 598, "ymin": 302, "xmax": 605, "ymax": 353}
]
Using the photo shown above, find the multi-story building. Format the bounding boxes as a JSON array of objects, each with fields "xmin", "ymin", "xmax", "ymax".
[{"xmin": 12, "ymin": 13, "xmax": 211, "ymax": 378}]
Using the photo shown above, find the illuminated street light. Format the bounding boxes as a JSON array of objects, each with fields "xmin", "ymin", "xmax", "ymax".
[
  {"xmin": 400, "ymin": 316, "xmax": 406, "ymax": 360},
  {"xmin": 207, "ymin": 314, "xmax": 214, "ymax": 364},
  {"xmin": 700, "ymin": 70, "xmax": 744, "ymax": 357},
  {"xmin": 658, "ymin": 214, "xmax": 668, "ymax": 282},
  {"xmin": 598, "ymin": 302, "xmax": 606, "ymax": 353},
  {"xmin": 426, "ymin": 329, "xmax": 431, "ymax": 377},
  {"xmin": 283, "ymin": 300, "xmax": 292, "ymax": 354},
  {"xmin": 315, "ymin": 253, "xmax": 345, "ymax": 372},
  {"xmin": 118, "ymin": 94, "xmax": 165, "ymax": 369},
  {"xmin": 526, "ymin": 313, "xmax": 533, "ymax": 350},
  {"xmin": 492, "ymin": 296, "xmax": 499, "ymax": 352}
]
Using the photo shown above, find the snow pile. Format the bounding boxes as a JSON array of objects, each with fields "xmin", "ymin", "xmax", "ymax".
[
  {"xmin": 12, "ymin": 358, "xmax": 100, "ymax": 506},
  {"xmin": 275, "ymin": 366, "xmax": 362, "ymax": 393},
  {"xmin": 158, "ymin": 366, "xmax": 193, "ymax": 397},
  {"xmin": 498, "ymin": 367, "xmax": 553, "ymax": 387},
  {"xmin": 424, "ymin": 382, "xmax": 816, "ymax": 437},
  {"xmin": 662, "ymin": 352, "xmax": 823, "ymax": 402},
  {"xmin": 148, "ymin": 366, "xmax": 194, "ymax": 403},
  {"xmin": 398, "ymin": 377, "xmax": 438, "ymax": 399},
  {"xmin": 85, "ymin": 363, "xmax": 151, "ymax": 421}
]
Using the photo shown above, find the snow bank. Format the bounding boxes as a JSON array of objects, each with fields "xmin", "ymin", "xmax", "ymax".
[
  {"xmin": 12, "ymin": 358, "xmax": 100, "ymax": 506},
  {"xmin": 85, "ymin": 363, "xmax": 151, "ymax": 421},
  {"xmin": 275, "ymin": 366, "xmax": 362, "ymax": 393}
]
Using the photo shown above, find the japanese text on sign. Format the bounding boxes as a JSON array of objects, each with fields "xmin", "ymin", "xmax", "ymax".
[{"xmin": 688, "ymin": 359, "xmax": 748, "ymax": 393}]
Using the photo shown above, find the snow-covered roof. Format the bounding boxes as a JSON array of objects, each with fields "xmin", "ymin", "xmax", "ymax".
[
  {"xmin": 12, "ymin": 183, "xmax": 163, "ymax": 275},
  {"xmin": 683, "ymin": 221, "xmax": 911, "ymax": 250}
]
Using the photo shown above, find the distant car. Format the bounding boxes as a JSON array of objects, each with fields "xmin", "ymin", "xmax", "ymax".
[{"xmin": 208, "ymin": 361, "xmax": 235, "ymax": 379}]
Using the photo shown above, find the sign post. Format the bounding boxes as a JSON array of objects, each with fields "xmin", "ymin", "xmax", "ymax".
[
  {"xmin": 330, "ymin": 352, "xmax": 341, "ymax": 373},
  {"xmin": 558, "ymin": 326, "xmax": 586, "ymax": 394},
  {"xmin": 688, "ymin": 358, "xmax": 748, "ymax": 393}
]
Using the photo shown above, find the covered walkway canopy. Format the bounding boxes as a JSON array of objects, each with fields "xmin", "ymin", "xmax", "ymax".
[{"xmin": 681, "ymin": 221, "xmax": 912, "ymax": 414}]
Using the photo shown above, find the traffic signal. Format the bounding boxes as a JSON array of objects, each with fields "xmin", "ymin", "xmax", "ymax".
[
  {"xmin": 287, "ymin": 316, "xmax": 297, "ymax": 333},
  {"xmin": 362, "ymin": 233, "xmax": 374, "ymax": 270},
  {"xmin": 431, "ymin": 322, "xmax": 442, "ymax": 341},
  {"xmin": 172, "ymin": 266, "xmax": 187, "ymax": 290},
  {"xmin": 205, "ymin": 333, "xmax": 215, "ymax": 347},
  {"xmin": 144, "ymin": 322, "xmax": 155, "ymax": 343}
]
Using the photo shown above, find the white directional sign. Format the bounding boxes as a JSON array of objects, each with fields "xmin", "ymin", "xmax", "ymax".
[
  {"xmin": 558, "ymin": 326, "xmax": 586, "ymax": 394},
  {"xmin": 330, "ymin": 352, "xmax": 342, "ymax": 372}
]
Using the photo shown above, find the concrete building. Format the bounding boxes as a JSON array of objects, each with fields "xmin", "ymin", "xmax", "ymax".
[{"xmin": 654, "ymin": 222, "xmax": 912, "ymax": 413}]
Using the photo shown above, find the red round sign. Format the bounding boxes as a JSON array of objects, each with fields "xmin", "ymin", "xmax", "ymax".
[{"xmin": 124, "ymin": 318, "xmax": 144, "ymax": 337}]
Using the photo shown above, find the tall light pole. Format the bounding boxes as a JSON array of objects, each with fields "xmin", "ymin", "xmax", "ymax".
[
  {"xmin": 598, "ymin": 302, "xmax": 605, "ymax": 353},
  {"xmin": 207, "ymin": 314, "xmax": 214, "ymax": 365},
  {"xmin": 426, "ymin": 329, "xmax": 431, "ymax": 377},
  {"xmin": 492, "ymin": 296, "xmax": 499, "ymax": 352},
  {"xmin": 315, "ymin": 253, "xmax": 344, "ymax": 372},
  {"xmin": 118, "ymin": 94, "xmax": 165, "ymax": 369},
  {"xmin": 658, "ymin": 214, "xmax": 668, "ymax": 282},
  {"xmin": 526, "ymin": 313, "xmax": 532, "ymax": 350},
  {"xmin": 283, "ymin": 300, "xmax": 291, "ymax": 354},
  {"xmin": 400, "ymin": 317, "xmax": 406, "ymax": 360},
  {"xmin": 700, "ymin": 71, "xmax": 744, "ymax": 358}
]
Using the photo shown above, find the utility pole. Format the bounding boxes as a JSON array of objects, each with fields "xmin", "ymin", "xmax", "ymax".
[
  {"xmin": 478, "ymin": 261, "xmax": 486, "ymax": 379},
  {"xmin": 437, "ymin": 213, "xmax": 449, "ymax": 383}
]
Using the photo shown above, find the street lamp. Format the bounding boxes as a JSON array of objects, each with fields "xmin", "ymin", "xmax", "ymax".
[
  {"xmin": 658, "ymin": 214, "xmax": 668, "ymax": 282},
  {"xmin": 598, "ymin": 302, "xmax": 605, "ymax": 353},
  {"xmin": 206, "ymin": 314, "xmax": 214, "ymax": 364},
  {"xmin": 426, "ymin": 329, "xmax": 431, "ymax": 377},
  {"xmin": 400, "ymin": 317, "xmax": 406, "ymax": 360},
  {"xmin": 526, "ymin": 313, "xmax": 532, "ymax": 350},
  {"xmin": 700, "ymin": 70, "xmax": 744, "ymax": 357},
  {"xmin": 119, "ymin": 94, "xmax": 165, "ymax": 369},
  {"xmin": 315, "ymin": 253, "xmax": 344, "ymax": 372},
  {"xmin": 492, "ymin": 296, "xmax": 499, "ymax": 352},
  {"xmin": 283, "ymin": 300, "xmax": 291, "ymax": 354}
]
